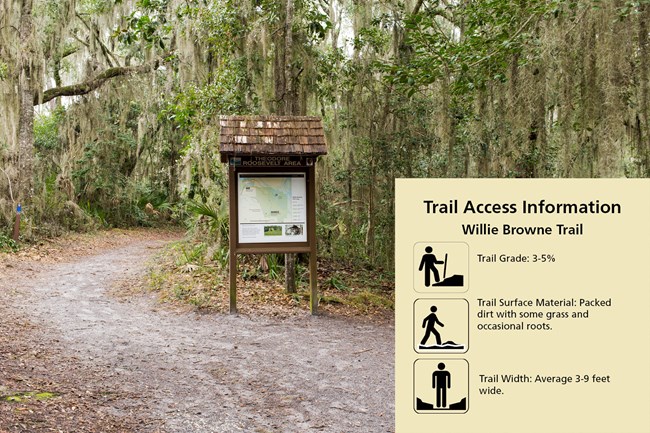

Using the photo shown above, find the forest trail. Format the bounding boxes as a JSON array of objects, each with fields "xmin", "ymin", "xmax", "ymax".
[{"xmin": 0, "ymin": 234, "xmax": 394, "ymax": 432}]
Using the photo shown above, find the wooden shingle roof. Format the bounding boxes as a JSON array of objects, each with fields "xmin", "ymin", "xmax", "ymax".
[{"xmin": 219, "ymin": 115, "xmax": 328, "ymax": 162}]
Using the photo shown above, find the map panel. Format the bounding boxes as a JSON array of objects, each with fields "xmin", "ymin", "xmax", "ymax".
[{"xmin": 237, "ymin": 173, "xmax": 307, "ymax": 243}]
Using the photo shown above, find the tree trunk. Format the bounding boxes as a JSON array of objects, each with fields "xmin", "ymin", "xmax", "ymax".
[
  {"xmin": 638, "ymin": 2, "xmax": 649, "ymax": 176},
  {"xmin": 441, "ymin": 76, "xmax": 457, "ymax": 176},
  {"xmin": 273, "ymin": 1, "xmax": 287, "ymax": 116},
  {"xmin": 477, "ymin": 88, "xmax": 490, "ymax": 177},
  {"xmin": 282, "ymin": 0, "xmax": 298, "ymax": 293},
  {"xmin": 284, "ymin": 253, "xmax": 296, "ymax": 293},
  {"xmin": 284, "ymin": 0, "xmax": 295, "ymax": 115},
  {"xmin": 17, "ymin": 0, "xmax": 35, "ymax": 207}
]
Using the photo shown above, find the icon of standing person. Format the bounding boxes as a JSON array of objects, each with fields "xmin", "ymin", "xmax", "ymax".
[
  {"xmin": 418, "ymin": 246, "xmax": 445, "ymax": 286},
  {"xmin": 420, "ymin": 306, "xmax": 444, "ymax": 346},
  {"xmin": 432, "ymin": 362, "xmax": 451, "ymax": 408}
]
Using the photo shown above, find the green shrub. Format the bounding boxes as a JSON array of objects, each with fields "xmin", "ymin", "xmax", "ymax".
[{"xmin": 0, "ymin": 233, "xmax": 18, "ymax": 252}]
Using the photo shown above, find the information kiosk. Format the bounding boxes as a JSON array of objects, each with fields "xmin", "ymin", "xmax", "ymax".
[{"xmin": 219, "ymin": 115, "xmax": 328, "ymax": 314}]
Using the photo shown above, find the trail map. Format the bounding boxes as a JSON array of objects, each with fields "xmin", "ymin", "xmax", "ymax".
[
  {"xmin": 237, "ymin": 173, "xmax": 307, "ymax": 243},
  {"xmin": 239, "ymin": 177, "xmax": 292, "ymax": 223}
]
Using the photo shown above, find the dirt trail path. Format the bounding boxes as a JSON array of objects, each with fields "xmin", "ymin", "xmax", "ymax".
[{"xmin": 0, "ymin": 236, "xmax": 394, "ymax": 432}]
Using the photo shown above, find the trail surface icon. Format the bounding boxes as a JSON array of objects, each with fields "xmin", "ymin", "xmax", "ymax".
[
  {"xmin": 420, "ymin": 306, "xmax": 444, "ymax": 345},
  {"xmin": 418, "ymin": 305, "xmax": 466, "ymax": 350}
]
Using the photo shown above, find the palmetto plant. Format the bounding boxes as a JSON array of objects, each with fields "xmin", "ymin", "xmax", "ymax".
[{"xmin": 186, "ymin": 199, "xmax": 229, "ymax": 244}]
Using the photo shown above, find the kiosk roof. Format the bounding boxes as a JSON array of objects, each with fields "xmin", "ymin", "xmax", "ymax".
[{"xmin": 219, "ymin": 115, "xmax": 328, "ymax": 162}]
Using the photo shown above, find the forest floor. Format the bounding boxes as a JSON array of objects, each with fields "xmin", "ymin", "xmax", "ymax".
[{"xmin": 0, "ymin": 229, "xmax": 394, "ymax": 433}]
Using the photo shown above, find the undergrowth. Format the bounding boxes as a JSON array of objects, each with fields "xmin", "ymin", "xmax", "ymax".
[
  {"xmin": 0, "ymin": 233, "xmax": 18, "ymax": 252},
  {"xmin": 144, "ymin": 237, "xmax": 394, "ymax": 319}
]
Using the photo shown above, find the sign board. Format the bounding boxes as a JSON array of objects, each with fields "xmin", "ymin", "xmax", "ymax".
[
  {"xmin": 395, "ymin": 179, "xmax": 650, "ymax": 433},
  {"xmin": 237, "ymin": 173, "xmax": 307, "ymax": 243},
  {"xmin": 219, "ymin": 115, "xmax": 327, "ymax": 314},
  {"xmin": 230, "ymin": 156, "xmax": 314, "ymax": 167}
]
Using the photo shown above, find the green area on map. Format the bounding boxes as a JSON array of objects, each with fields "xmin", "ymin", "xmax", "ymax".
[{"xmin": 239, "ymin": 177, "xmax": 292, "ymax": 223}]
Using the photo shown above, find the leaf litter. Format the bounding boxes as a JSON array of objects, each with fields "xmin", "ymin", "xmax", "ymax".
[{"xmin": 0, "ymin": 229, "xmax": 394, "ymax": 432}]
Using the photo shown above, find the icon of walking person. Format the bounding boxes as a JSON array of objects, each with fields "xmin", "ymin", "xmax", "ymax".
[
  {"xmin": 418, "ymin": 246, "xmax": 444, "ymax": 286},
  {"xmin": 420, "ymin": 306, "xmax": 444, "ymax": 346},
  {"xmin": 432, "ymin": 362, "xmax": 451, "ymax": 408}
]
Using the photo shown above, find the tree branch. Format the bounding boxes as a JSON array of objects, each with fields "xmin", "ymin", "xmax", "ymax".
[
  {"xmin": 75, "ymin": 12, "xmax": 121, "ymax": 67},
  {"xmin": 60, "ymin": 44, "xmax": 80, "ymax": 59},
  {"xmin": 71, "ymin": 33, "xmax": 90, "ymax": 48},
  {"xmin": 411, "ymin": 0, "xmax": 453, "ymax": 23},
  {"xmin": 467, "ymin": 12, "xmax": 540, "ymax": 68},
  {"xmin": 412, "ymin": 0, "xmax": 426, "ymax": 16},
  {"xmin": 0, "ymin": 25, "xmax": 20, "ymax": 34},
  {"xmin": 35, "ymin": 60, "xmax": 161, "ymax": 105},
  {"xmin": 0, "ymin": 167, "xmax": 15, "ymax": 204}
]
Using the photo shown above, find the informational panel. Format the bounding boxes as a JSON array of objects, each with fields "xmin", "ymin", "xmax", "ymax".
[
  {"xmin": 237, "ymin": 173, "xmax": 307, "ymax": 243},
  {"xmin": 395, "ymin": 179, "xmax": 650, "ymax": 433}
]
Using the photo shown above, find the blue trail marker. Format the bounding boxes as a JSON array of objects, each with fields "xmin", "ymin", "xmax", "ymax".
[{"xmin": 13, "ymin": 203, "xmax": 21, "ymax": 241}]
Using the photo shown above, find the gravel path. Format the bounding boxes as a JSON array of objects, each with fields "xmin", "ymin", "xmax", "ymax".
[{"xmin": 1, "ymin": 238, "xmax": 394, "ymax": 432}]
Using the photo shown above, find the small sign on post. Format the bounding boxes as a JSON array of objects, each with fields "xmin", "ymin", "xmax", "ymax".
[
  {"xmin": 219, "ymin": 116, "xmax": 328, "ymax": 314},
  {"xmin": 13, "ymin": 203, "xmax": 21, "ymax": 242}
]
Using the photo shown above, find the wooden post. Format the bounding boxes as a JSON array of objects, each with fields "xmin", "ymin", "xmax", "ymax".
[
  {"xmin": 228, "ymin": 166, "xmax": 238, "ymax": 314},
  {"xmin": 309, "ymin": 251, "xmax": 318, "ymax": 313},
  {"xmin": 229, "ymin": 251, "xmax": 237, "ymax": 314},
  {"xmin": 308, "ymin": 164, "xmax": 318, "ymax": 314},
  {"xmin": 12, "ymin": 204, "xmax": 21, "ymax": 242}
]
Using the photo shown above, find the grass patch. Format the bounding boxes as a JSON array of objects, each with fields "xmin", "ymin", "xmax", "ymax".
[
  {"xmin": 320, "ymin": 295, "xmax": 344, "ymax": 305},
  {"xmin": 349, "ymin": 291, "xmax": 395, "ymax": 310},
  {"xmin": 2, "ymin": 391, "xmax": 59, "ymax": 403},
  {"xmin": 145, "ymin": 238, "xmax": 227, "ymax": 312}
]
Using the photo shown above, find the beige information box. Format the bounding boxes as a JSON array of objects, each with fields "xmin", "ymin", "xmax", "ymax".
[{"xmin": 395, "ymin": 179, "xmax": 650, "ymax": 433}]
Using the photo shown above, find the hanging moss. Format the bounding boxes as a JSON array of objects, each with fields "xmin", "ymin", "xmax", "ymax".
[{"xmin": 0, "ymin": 0, "xmax": 647, "ymax": 263}]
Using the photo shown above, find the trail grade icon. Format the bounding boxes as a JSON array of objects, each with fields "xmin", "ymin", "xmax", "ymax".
[
  {"xmin": 418, "ymin": 246, "xmax": 445, "ymax": 286},
  {"xmin": 414, "ymin": 242, "xmax": 469, "ymax": 293}
]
